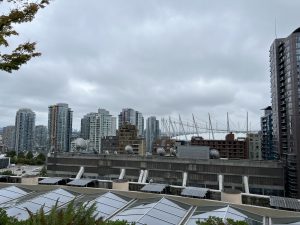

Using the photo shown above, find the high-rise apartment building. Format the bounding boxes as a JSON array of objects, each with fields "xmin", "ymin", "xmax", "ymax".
[
  {"xmin": 261, "ymin": 106, "xmax": 274, "ymax": 160},
  {"xmin": 89, "ymin": 109, "xmax": 116, "ymax": 153},
  {"xmin": 35, "ymin": 125, "xmax": 48, "ymax": 151},
  {"xmin": 80, "ymin": 113, "xmax": 95, "ymax": 140},
  {"xmin": 247, "ymin": 133, "xmax": 262, "ymax": 160},
  {"xmin": 136, "ymin": 111, "xmax": 144, "ymax": 137},
  {"xmin": 2, "ymin": 126, "xmax": 15, "ymax": 150},
  {"xmin": 14, "ymin": 109, "xmax": 35, "ymax": 154},
  {"xmin": 118, "ymin": 108, "xmax": 144, "ymax": 137},
  {"xmin": 48, "ymin": 103, "xmax": 73, "ymax": 152},
  {"xmin": 145, "ymin": 116, "xmax": 160, "ymax": 153},
  {"xmin": 270, "ymin": 27, "xmax": 300, "ymax": 198}
]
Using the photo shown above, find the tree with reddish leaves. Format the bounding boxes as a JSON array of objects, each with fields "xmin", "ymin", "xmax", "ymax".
[{"xmin": 0, "ymin": 0, "xmax": 49, "ymax": 73}]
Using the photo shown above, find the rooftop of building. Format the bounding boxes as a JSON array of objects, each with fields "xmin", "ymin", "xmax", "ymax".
[
  {"xmin": 49, "ymin": 152, "xmax": 282, "ymax": 167},
  {"xmin": 0, "ymin": 183, "xmax": 299, "ymax": 224}
]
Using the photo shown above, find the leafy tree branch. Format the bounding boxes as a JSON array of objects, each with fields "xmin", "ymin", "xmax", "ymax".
[{"xmin": 0, "ymin": 0, "xmax": 49, "ymax": 73}]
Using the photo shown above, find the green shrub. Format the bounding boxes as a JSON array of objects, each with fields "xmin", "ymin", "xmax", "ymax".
[
  {"xmin": 0, "ymin": 201, "xmax": 133, "ymax": 225},
  {"xmin": 196, "ymin": 216, "xmax": 248, "ymax": 225}
]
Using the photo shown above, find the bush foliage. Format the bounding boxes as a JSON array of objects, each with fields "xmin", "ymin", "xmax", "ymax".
[
  {"xmin": 196, "ymin": 216, "xmax": 248, "ymax": 225},
  {"xmin": 7, "ymin": 151, "xmax": 46, "ymax": 165},
  {"xmin": 0, "ymin": 201, "xmax": 133, "ymax": 225}
]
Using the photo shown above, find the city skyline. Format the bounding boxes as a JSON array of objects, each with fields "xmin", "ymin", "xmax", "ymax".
[{"xmin": 1, "ymin": 1, "xmax": 300, "ymax": 131}]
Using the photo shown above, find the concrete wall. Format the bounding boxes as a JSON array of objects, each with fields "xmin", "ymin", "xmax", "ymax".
[{"xmin": 47, "ymin": 153, "xmax": 285, "ymax": 196}]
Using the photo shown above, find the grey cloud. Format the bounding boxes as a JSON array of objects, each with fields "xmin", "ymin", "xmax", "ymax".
[{"xmin": 0, "ymin": 0, "xmax": 299, "ymax": 130}]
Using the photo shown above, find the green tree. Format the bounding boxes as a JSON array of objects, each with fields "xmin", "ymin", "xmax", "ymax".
[
  {"xmin": 0, "ymin": 170, "xmax": 16, "ymax": 176},
  {"xmin": 0, "ymin": 208, "xmax": 19, "ymax": 225},
  {"xmin": 39, "ymin": 166, "xmax": 47, "ymax": 176},
  {"xmin": 7, "ymin": 151, "xmax": 18, "ymax": 164},
  {"xmin": 17, "ymin": 151, "xmax": 25, "ymax": 158},
  {"xmin": 6, "ymin": 151, "xmax": 16, "ymax": 158},
  {"xmin": 196, "ymin": 216, "xmax": 248, "ymax": 225},
  {"xmin": 36, "ymin": 153, "xmax": 46, "ymax": 162},
  {"xmin": 26, "ymin": 151, "xmax": 33, "ymax": 160},
  {"xmin": 0, "ymin": 0, "xmax": 49, "ymax": 73}
]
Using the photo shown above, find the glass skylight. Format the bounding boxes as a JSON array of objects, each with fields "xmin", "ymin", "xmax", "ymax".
[
  {"xmin": 0, "ymin": 186, "xmax": 28, "ymax": 205},
  {"xmin": 112, "ymin": 197, "xmax": 189, "ymax": 225},
  {"xmin": 5, "ymin": 188, "xmax": 75, "ymax": 221}
]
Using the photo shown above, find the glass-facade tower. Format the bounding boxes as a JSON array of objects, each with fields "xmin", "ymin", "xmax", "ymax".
[
  {"xmin": 48, "ymin": 103, "xmax": 73, "ymax": 152},
  {"xmin": 14, "ymin": 109, "xmax": 35, "ymax": 154},
  {"xmin": 270, "ymin": 28, "xmax": 300, "ymax": 198}
]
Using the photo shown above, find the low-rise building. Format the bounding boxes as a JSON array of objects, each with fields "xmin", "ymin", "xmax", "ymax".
[
  {"xmin": 191, "ymin": 133, "xmax": 248, "ymax": 159},
  {"xmin": 101, "ymin": 136, "xmax": 119, "ymax": 154},
  {"xmin": 118, "ymin": 123, "xmax": 145, "ymax": 155},
  {"xmin": 47, "ymin": 153, "xmax": 284, "ymax": 196},
  {"xmin": 153, "ymin": 137, "xmax": 176, "ymax": 155}
]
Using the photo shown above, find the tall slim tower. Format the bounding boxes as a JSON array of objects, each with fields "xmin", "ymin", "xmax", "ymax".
[
  {"xmin": 89, "ymin": 109, "xmax": 116, "ymax": 153},
  {"xmin": 14, "ymin": 109, "xmax": 35, "ymax": 154},
  {"xmin": 80, "ymin": 113, "xmax": 95, "ymax": 140},
  {"xmin": 118, "ymin": 108, "xmax": 144, "ymax": 137},
  {"xmin": 35, "ymin": 125, "xmax": 48, "ymax": 151},
  {"xmin": 48, "ymin": 103, "xmax": 73, "ymax": 152},
  {"xmin": 146, "ymin": 116, "xmax": 160, "ymax": 153},
  {"xmin": 136, "ymin": 111, "xmax": 144, "ymax": 137},
  {"xmin": 261, "ymin": 106, "xmax": 274, "ymax": 160},
  {"xmin": 270, "ymin": 27, "xmax": 300, "ymax": 198},
  {"xmin": 2, "ymin": 126, "xmax": 15, "ymax": 150}
]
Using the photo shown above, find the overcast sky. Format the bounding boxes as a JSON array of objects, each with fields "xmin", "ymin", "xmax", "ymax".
[{"xmin": 1, "ymin": 0, "xmax": 300, "ymax": 132}]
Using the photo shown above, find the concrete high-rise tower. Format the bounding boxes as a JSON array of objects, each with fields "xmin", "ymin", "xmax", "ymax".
[
  {"xmin": 80, "ymin": 113, "xmax": 95, "ymax": 140},
  {"xmin": 89, "ymin": 109, "xmax": 116, "ymax": 153},
  {"xmin": 14, "ymin": 109, "xmax": 35, "ymax": 154},
  {"xmin": 146, "ymin": 116, "xmax": 160, "ymax": 153},
  {"xmin": 118, "ymin": 108, "xmax": 144, "ymax": 137},
  {"xmin": 270, "ymin": 27, "xmax": 300, "ymax": 198},
  {"xmin": 48, "ymin": 103, "xmax": 73, "ymax": 152},
  {"xmin": 2, "ymin": 126, "xmax": 15, "ymax": 150},
  {"xmin": 261, "ymin": 106, "xmax": 274, "ymax": 160},
  {"xmin": 35, "ymin": 125, "xmax": 48, "ymax": 151}
]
